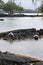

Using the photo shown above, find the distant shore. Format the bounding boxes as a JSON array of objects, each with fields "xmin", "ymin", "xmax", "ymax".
[{"xmin": 0, "ymin": 14, "xmax": 43, "ymax": 17}]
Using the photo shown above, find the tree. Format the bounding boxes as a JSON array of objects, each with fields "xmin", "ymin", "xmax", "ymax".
[
  {"xmin": 0, "ymin": 0, "xmax": 2, "ymax": 3},
  {"xmin": 0, "ymin": 0, "xmax": 4, "ymax": 8},
  {"xmin": 3, "ymin": 1, "xmax": 24, "ymax": 14},
  {"xmin": 3, "ymin": 2, "xmax": 17, "ymax": 14},
  {"xmin": 9, "ymin": 0, "xmax": 15, "ymax": 2},
  {"xmin": 0, "ymin": 0, "xmax": 4, "ymax": 3},
  {"xmin": 36, "ymin": 4, "xmax": 43, "ymax": 13},
  {"xmin": 15, "ymin": 5, "xmax": 24, "ymax": 13},
  {"xmin": 32, "ymin": 0, "xmax": 43, "ymax": 13}
]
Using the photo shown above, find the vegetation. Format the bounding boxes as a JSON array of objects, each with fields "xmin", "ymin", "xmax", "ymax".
[
  {"xmin": 3, "ymin": 2, "xmax": 24, "ymax": 14},
  {"xmin": 0, "ymin": 0, "xmax": 43, "ymax": 13},
  {"xmin": 0, "ymin": 0, "xmax": 4, "ymax": 8},
  {"xmin": 3, "ymin": 2, "xmax": 17, "ymax": 14},
  {"xmin": 32, "ymin": 0, "xmax": 43, "ymax": 13},
  {"xmin": 0, "ymin": 0, "xmax": 24, "ymax": 14},
  {"xmin": 37, "ymin": 4, "xmax": 43, "ymax": 13}
]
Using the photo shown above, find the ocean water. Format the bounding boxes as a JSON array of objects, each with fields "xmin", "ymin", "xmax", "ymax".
[{"xmin": 0, "ymin": 16, "xmax": 43, "ymax": 60}]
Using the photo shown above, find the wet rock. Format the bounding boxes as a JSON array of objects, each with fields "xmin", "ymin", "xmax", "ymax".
[
  {"xmin": 0, "ymin": 19, "xmax": 4, "ymax": 21},
  {"xmin": 5, "ymin": 32, "xmax": 14, "ymax": 40},
  {"xmin": 38, "ymin": 29, "xmax": 43, "ymax": 35},
  {"xmin": 0, "ymin": 51, "xmax": 42, "ymax": 65},
  {"xmin": 22, "ymin": 63, "xmax": 30, "ymax": 65},
  {"xmin": 34, "ymin": 62, "xmax": 43, "ymax": 65},
  {"xmin": 40, "ymin": 29, "xmax": 43, "ymax": 35},
  {"xmin": 33, "ymin": 35, "xmax": 39, "ymax": 40},
  {"xmin": 31, "ymin": 28, "xmax": 36, "ymax": 32},
  {"xmin": 8, "ymin": 32, "xmax": 14, "ymax": 37},
  {"xmin": 3, "ymin": 51, "xmax": 11, "ymax": 54},
  {"xmin": 0, "ymin": 28, "xmax": 43, "ymax": 41}
]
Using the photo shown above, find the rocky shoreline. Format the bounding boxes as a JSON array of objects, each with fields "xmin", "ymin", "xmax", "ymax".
[
  {"xmin": 0, "ymin": 28, "xmax": 43, "ymax": 41},
  {"xmin": 0, "ymin": 51, "xmax": 43, "ymax": 65}
]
